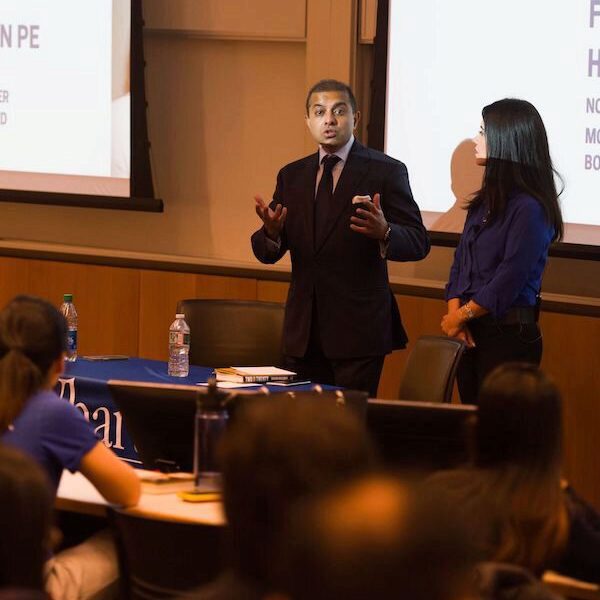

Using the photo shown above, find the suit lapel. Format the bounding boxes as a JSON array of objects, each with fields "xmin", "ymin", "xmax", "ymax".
[{"xmin": 314, "ymin": 141, "xmax": 370, "ymax": 254}]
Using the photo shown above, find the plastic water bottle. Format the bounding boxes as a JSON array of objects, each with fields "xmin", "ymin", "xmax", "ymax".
[
  {"xmin": 60, "ymin": 293, "xmax": 78, "ymax": 362},
  {"xmin": 168, "ymin": 313, "xmax": 190, "ymax": 377}
]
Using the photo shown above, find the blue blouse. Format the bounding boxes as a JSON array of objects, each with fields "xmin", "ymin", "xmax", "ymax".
[
  {"xmin": 445, "ymin": 192, "xmax": 554, "ymax": 319},
  {"xmin": 1, "ymin": 390, "xmax": 99, "ymax": 493}
]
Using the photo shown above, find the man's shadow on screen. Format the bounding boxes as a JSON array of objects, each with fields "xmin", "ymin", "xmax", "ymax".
[{"xmin": 431, "ymin": 139, "xmax": 484, "ymax": 233}]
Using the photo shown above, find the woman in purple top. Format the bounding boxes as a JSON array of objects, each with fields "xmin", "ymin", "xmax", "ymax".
[
  {"xmin": 0, "ymin": 295, "xmax": 141, "ymax": 599},
  {"xmin": 441, "ymin": 99, "xmax": 563, "ymax": 405}
]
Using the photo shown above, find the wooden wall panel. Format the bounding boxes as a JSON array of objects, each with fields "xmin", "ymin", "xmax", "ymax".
[
  {"xmin": 540, "ymin": 312, "xmax": 600, "ymax": 509},
  {"xmin": 138, "ymin": 271, "xmax": 197, "ymax": 360},
  {"xmin": 0, "ymin": 257, "xmax": 31, "ymax": 307},
  {"xmin": 0, "ymin": 257, "xmax": 140, "ymax": 356},
  {"xmin": 26, "ymin": 261, "xmax": 140, "ymax": 356},
  {"xmin": 0, "ymin": 259, "xmax": 141, "ymax": 356},
  {"xmin": 359, "ymin": 0, "xmax": 377, "ymax": 43},
  {"xmin": 256, "ymin": 280, "xmax": 289, "ymax": 303},
  {"xmin": 194, "ymin": 274, "xmax": 257, "ymax": 301},
  {"xmin": 143, "ymin": 0, "xmax": 307, "ymax": 40}
]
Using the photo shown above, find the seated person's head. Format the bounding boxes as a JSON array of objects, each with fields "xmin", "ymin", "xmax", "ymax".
[
  {"xmin": 475, "ymin": 362, "xmax": 562, "ymax": 471},
  {"xmin": 0, "ymin": 295, "xmax": 67, "ymax": 432},
  {"xmin": 0, "ymin": 444, "xmax": 53, "ymax": 591},
  {"xmin": 219, "ymin": 396, "xmax": 377, "ymax": 586},
  {"xmin": 438, "ymin": 363, "xmax": 568, "ymax": 574},
  {"xmin": 272, "ymin": 475, "xmax": 479, "ymax": 600}
]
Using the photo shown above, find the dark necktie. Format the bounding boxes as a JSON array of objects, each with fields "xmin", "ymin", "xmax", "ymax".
[{"xmin": 314, "ymin": 154, "xmax": 341, "ymax": 248}]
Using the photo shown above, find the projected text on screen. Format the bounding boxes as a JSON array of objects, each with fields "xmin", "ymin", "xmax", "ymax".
[{"xmin": 0, "ymin": 0, "xmax": 131, "ymax": 198}]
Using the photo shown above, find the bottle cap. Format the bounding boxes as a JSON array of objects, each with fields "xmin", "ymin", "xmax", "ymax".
[
  {"xmin": 63, "ymin": 293, "xmax": 73, "ymax": 302},
  {"xmin": 175, "ymin": 313, "xmax": 185, "ymax": 319}
]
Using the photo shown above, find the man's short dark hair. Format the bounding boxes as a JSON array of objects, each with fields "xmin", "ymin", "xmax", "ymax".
[
  {"xmin": 219, "ymin": 396, "xmax": 376, "ymax": 586},
  {"xmin": 305, "ymin": 79, "xmax": 357, "ymax": 114}
]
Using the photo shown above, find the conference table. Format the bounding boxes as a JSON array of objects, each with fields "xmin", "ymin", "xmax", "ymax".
[
  {"xmin": 57, "ymin": 357, "xmax": 320, "ymax": 465},
  {"xmin": 56, "ymin": 470, "xmax": 224, "ymax": 526}
]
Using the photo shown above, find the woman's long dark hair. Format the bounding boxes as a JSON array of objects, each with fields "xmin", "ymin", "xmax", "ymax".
[
  {"xmin": 470, "ymin": 98, "xmax": 564, "ymax": 241},
  {"xmin": 473, "ymin": 363, "xmax": 568, "ymax": 573},
  {"xmin": 0, "ymin": 295, "xmax": 67, "ymax": 431}
]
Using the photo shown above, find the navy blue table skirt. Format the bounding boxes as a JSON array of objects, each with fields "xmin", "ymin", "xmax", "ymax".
[{"xmin": 56, "ymin": 358, "xmax": 319, "ymax": 464}]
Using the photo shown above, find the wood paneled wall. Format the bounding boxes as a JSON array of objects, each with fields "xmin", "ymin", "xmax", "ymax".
[
  {"xmin": 143, "ymin": 0, "xmax": 307, "ymax": 40},
  {"xmin": 0, "ymin": 255, "xmax": 598, "ymax": 510}
]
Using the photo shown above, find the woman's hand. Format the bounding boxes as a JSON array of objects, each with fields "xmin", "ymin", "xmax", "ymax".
[
  {"xmin": 454, "ymin": 327, "xmax": 475, "ymax": 348},
  {"xmin": 441, "ymin": 309, "xmax": 465, "ymax": 338},
  {"xmin": 441, "ymin": 313, "xmax": 476, "ymax": 347}
]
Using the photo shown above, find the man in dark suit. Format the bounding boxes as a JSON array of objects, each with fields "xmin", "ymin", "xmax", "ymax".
[{"xmin": 251, "ymin": 79, "xmax": 429, "ymax": 395}]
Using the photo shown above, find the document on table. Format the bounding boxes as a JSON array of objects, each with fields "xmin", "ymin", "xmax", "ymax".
[{"xmin": 196, "ymin": 381, "xmax": 263, "ymax": 389}]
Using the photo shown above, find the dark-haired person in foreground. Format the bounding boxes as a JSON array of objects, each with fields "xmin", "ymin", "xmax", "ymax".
[
  {"xmin": 442, "ymin": 99, "xmax": 564, "ymax": 404},
  {"xmin": 271, "ymin": 474, "xmax": 566, "ymax": 600},
  {"xmin": 252, "ymin": 79, "xmax": 430, "ymax": 396},
  {"xmin": 269, "ymin": 475, "xmax": 480, "ymax": 600},
  {"xmin": 430, "ymin": 363, "xmax": 600, "ymax": 583},
  {"xmin": 186, "ymin": 396, "xmax": 377, "ymax": 600},
  {"xmin": 0, "ymin": 295, "xmax": 141, "ymax": 600},
  {"xmin": 0, "ymin": 445, "xmax": 53, "ymax": 599}
]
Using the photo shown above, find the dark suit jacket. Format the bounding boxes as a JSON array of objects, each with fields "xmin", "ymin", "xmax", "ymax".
[{"xmin": 251, "ymin": 140, "xmax": 430, "ymax": 360}]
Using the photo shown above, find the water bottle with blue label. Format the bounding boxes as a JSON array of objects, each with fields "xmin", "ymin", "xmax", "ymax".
[{"xmin": 60, "ymin": 293, "xmax": 78, "ymax": 362}]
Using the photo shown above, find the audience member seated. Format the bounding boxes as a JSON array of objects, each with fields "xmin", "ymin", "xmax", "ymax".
[
  {"xmin": 185, "ymin": 396, "xmax": 378, "ymax": 600},
  {"xmin": 267, "ymin": 475, "xmax": 480, "ymax": 600},
  {"xmin": 0, "ymin": 444, "xmax": 52, "ymax": 600},
  {"xmin": 0, "ymin": 295, "xmax": 141, "ymax": 600},
  {"xmin": 430, "ymin": 363, "xmax": 600, "ymax": 583}
]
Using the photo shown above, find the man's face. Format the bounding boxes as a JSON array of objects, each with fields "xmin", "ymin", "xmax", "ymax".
[{"xmin": 305, "ymin": 90, "xmax": 359, "ymax": 152}]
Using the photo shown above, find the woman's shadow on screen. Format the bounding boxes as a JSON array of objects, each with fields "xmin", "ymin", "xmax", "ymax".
[{"xmin": 431, "ymin": 139, "xmax": 484, "ymax": 233}]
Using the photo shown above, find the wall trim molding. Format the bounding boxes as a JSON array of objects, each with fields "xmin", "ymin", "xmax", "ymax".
[{"xmin": 1, "ymin": 241, "xmax": 597, "ymax": 317}]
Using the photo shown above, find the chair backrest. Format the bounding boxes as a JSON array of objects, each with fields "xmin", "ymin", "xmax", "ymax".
[
  {"xmin": 177, "ymin": 299, "xmax": 285, "ymax": 368},
  {"xmin": 109, "ymin": 508, "xmax": 223, "ymax": 600},
  {"xmin": 398, "ymin": 335, "xmax": 466, "ymax": 403},
  {"xmin": 366, "ymin": 399, "xmax": 476, "ymax": 471}
]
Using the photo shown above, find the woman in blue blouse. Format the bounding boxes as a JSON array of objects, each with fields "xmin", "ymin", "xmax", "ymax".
[
  {"xmin": 441, "ymin": 99, "xmax": 563, "ymax": 405},
  {"xmin": 0, "ymin": 295, "xmax": 141, "ymax": 599}
]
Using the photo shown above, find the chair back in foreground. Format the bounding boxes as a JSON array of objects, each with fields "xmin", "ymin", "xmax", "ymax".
[
  {"xmin": 367, "ymin": 399, "xmax": 476, "ymax": 472},
  {"xmin": 109, "ymin": 508, "xmax": 223, "ymax": 600},
  {"xmin": 177, "ymin": 299, "xmax": 285, "ymax": 368},
  {"xmin": 399, "ymin": 335, "xmax": 466, "ymax": 403}
]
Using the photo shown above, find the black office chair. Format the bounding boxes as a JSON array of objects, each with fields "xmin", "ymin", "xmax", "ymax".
[
  {"xmin": 177, "ymin": 299, "xmax": 285, "ymax": 368},
  {"xmin": 398, "ymin": 335, "xmax": 466, "ymax": 403},
  {"xmin": 366, "ymin": 399, "xmax": 476, "ymax": 471},
  {"xmin": 108, "ymin": 508, "xmax": 223, "ymax": 600}
]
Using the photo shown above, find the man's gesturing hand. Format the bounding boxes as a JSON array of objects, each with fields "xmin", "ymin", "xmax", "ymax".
[
  {"xmin": 350, "ymin": 193, "xmax": 389, "ymax": 240},
  {"xmin": 255, "ymin": 195, "xmax": 287, "ymax": 241}
]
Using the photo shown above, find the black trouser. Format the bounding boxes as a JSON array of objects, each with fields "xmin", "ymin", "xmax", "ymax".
[
  {"xmin": 283, "ymin": 351, "xmax": 385, "ymax": 398},
  {"xmin": 283, "ymin": 300, "xmax": 385, "ymax": 397},
  {"xmin": 457, "ymin": 315, "xmax": 542, "ymax": 405}
]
